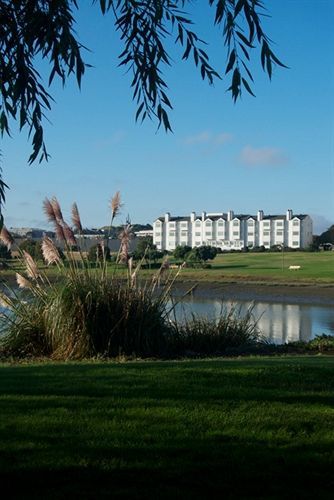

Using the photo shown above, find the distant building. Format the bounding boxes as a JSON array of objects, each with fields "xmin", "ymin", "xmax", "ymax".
[
  {"xmin": 153, "ymin": 210, "xmax": 313, "ymax": 251},
  {"xmin": 134, "ymin": 229, "xmax": 154, "ymax": 238},
  {"xmin": 10, "ymin": 227, "xmax": 55, "ymax": 239}
]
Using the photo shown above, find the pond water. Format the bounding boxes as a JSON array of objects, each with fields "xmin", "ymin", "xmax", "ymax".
[
  {"xmin": 170, "ymin": 296, "xmax": 334, "ymax": 344},
  {"xmin": 1, "ymin": 286, "xmax": 333, "ymax": 345}
]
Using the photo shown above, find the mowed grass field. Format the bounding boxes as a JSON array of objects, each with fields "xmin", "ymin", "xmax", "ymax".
[
  {"xmin": 178, "ymin": 251, "xmax": 334, "ymax": 284},
  {"xmin": 1, "ymin": 357, "xmax": 334, "ymax": 499},
  {"xmin": 1, "ymin": 251, "xmax": 333, "ymax": 285}
]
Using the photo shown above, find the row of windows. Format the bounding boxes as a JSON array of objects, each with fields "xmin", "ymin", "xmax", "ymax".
[
  {"xmin": 163, "ymin": 231, "xmax": 300, "ymax": 240},
  {"xmin": 157, "ymin": 229, "xmax": 299, "ymax": 236},
  {"xmin": 159, "ymin": 228, "xmax": 299, "ymax": 236},
  {"xmin": 161, "ymin": 240, "xmax": 302, "ymax": 247}
]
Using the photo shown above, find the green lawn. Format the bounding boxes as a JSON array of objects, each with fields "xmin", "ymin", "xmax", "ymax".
[
  {"xmin": 1, "ymin": 357, "xmax": 334, "ymax": 498},
  {"xmin": 177, "ymin": 251, "xmax": 334, "ymax": 284},
  {"xmin": 2, "ymin": 251, "xmax": 334, "ymax": 285}
]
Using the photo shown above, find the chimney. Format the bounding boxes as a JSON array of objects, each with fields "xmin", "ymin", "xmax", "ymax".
[
  {"xmin": 227, "ymin": 210, "xmax": 234, "ymax": 221},
  {"xmin": 286, "ymin": 209, "xmax": 293, "ymax": 221},
  {"xmin": 202, "ymin": 211, "xmax": 206, "ymax": 221},
  {"xmin": 190, "ymin": 211, "xmax": 196, "ymax": 222},
  {"xmin": 257, "ymin": 210, "xmax": 263, "ymax": 221},
  {"xmin": 165, "ymin": 212, "xmax": 170, "ymax": 223}
]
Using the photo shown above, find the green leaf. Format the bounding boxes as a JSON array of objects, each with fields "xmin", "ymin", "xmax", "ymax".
[
  {"xmin": 242, "ymin": 77, "xmax": 256, "ymax": 97},
  {"xmin": 135, "ymin": 102, "xmax": 145, "ymax": 122},
  {"xmin": 225, "ymin": 49, "xmax": 236, "ymax": 74}
]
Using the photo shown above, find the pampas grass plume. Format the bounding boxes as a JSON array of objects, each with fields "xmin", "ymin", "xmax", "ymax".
[
  {"xmin": 43, "ymin": 197, "xmax": 56, "ymax": 224},
  {"xmin": 51, "ymin": 197, "xmax": 64, "ymax": 222},
  {"xmin": 42, "ymin": 237, "xmax": 61, "ymax": 265},
  {"xmin": 16, "ymin": 273, "xmax": 32, "ymax": 289},
  {"xmin": 71, "ymin": 202, "xmax": 82, "ymax": 233},
  {"xmin": 110, "ymin": 191, "xmax": 122, "ymax": 221},
  {"xmin": 23, "ymin": 251, "xmax": 40, "ymax": 280},
  {"xmin": 0, "ymin": 225, "xmax": 14, "ymax": 250}
]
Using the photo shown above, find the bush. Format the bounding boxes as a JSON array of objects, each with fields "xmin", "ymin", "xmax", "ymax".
[
  {"xmin": 174, "ymin": 245, "xmax": 192, "ymax": 260},
  {"xmin": 19, "ymin": 239, "xmax": 42, "ymax": 260},
  {"xmin": 167, "ymin": 305, "xmax": 261, "ymax": 357},
  {"xmin": 88, "ymin": 243, "xmax": 111, "ymax": 262},
  {"xmin": 0, "ymin": 197, "xmax": 173, "ymax": 360},
  {"xmin": 251, "ymin": 245, "xmax": 266, "ymax": 253}
]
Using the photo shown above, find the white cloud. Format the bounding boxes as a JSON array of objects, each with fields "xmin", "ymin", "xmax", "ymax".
[
  {"xmin": 239, "ymin": 146, "xmax": 288, "ymax": 166},
  {"xmin": 215, "ymin": 132, "xmax": 233, "ymax": 145},
  {"xmin": 184, "ymin": 131, "xmax": 233, "ymax": 146}
]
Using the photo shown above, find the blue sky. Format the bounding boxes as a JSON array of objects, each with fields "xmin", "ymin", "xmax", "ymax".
[{"xmin": 1, "ymin": 0, "xmax": 333, "ymax": 234}]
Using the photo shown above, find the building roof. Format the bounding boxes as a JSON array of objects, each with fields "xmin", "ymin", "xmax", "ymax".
[{"xmin": 155, "ymin": 213, "xmax": 309, "ymax": 222}]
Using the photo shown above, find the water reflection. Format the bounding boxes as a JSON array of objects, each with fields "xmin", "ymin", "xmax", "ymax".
[{"xmin": 172, "ymin": 297, "xmax": 334, "ymax": 344}]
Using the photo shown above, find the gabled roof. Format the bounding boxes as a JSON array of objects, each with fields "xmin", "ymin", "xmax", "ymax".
[
  {"xmin": 155, "ymin": 213, "xmax": 310, "ymax": 223},
  {"xmin": 156, "ymin": 216, "xmax": 191, "ymax": 222}
]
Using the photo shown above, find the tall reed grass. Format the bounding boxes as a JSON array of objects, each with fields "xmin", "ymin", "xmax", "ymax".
[
  {"xmin": 0, "ymin": 194, "xmax": 262, "ymax": 359},
  {"xmin": 167, "ymin": 304, "xmax": 262, "ymax": 356}
]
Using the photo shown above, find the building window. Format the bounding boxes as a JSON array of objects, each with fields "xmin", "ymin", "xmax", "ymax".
[
  {"xmin": 292, "ymin": 241, "xmax": 299, "ymax": 246},
  {"xmin": 181, "ymin": 231, "xmax": 187, "ymax": 236},
  {"xmin": 248, "ymin": 232, "xmax": 254, "ymax": 236},
  {"xmin": 205, "ymin": 231, "xmax": 212, "ymax": 236},
  {"xmin": 205, "ymin": 221, "xmax": 212, "ymax": 226},
  {"xmin": 195, "ymin": 232, "xmax": 201, "ymax": 237},
  {"xmin": 181, "ymin": 222, "xmax": 187, "ymax": 227},
  {"xmin": 293, "ymin": 220, "xmax": 299, "ymax": 226},
  {"xmin": 155, "ymin": 232, "xmax": 161, "ymax": 236},
  {"xmin": 263, "ymin": 231, "xmax": 270, "ymax": 236},
  {"xmin": 276, "ymin": 221, "xmax": 283, "ymax": 226},
  {"xmin": 263, "ymin": 222, "xmax": 270, "ymax": 227},
  {"xmin": 217, "ymin": 231, "xmax": 224, "ymax": 236},
  {"xmin": 292, "ymin": 231, "xmax": 299, "ymax": 236},
  {"xmin": 233, "ymin": 220, "xmax": 239, "ymax": 226},
  {"xmin": 233, "ymin": 231, "xmax": 239, "ymax": 236},
  {"xmin": 276, "ymin": 231, "xmax": 283, "ymax": 236},
  {"xmin": 195, "ymin": 221, "xmax": 201, "ymax": 226},
  {"xmin": 218, "ymin": 221, "xmax": 224, "ymax": 226},
  {"xmin": 169, "ymin": 231, "xmax": 175, "ymax": 237}
]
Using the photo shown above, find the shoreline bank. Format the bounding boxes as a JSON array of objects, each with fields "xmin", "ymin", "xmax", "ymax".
[{"xmin": 172, "ymin": 281, "xmax": 334, "ymax": 306}]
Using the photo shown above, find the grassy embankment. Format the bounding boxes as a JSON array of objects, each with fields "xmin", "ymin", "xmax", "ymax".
[
  {"xmin": 1, "ymin": 357, "xmax": 334, "ymax": 498},
  {"xmin": 1, "ymin": 251, "xmax": 334, "ymax": 286}
]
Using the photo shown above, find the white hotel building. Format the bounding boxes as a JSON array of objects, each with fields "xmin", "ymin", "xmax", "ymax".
[{"xmin": 153, "ymin": 210, "xmax": 313, "ymax": 251}]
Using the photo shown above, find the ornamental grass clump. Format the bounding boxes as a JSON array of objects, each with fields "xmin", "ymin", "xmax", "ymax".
[
  {"xmin": 167, "ymin": 304, "xmax": 262, "ymax": 356},
  {"xmin": 0, "ymin": 193, "xmax": 175, "ymax": 359}
]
